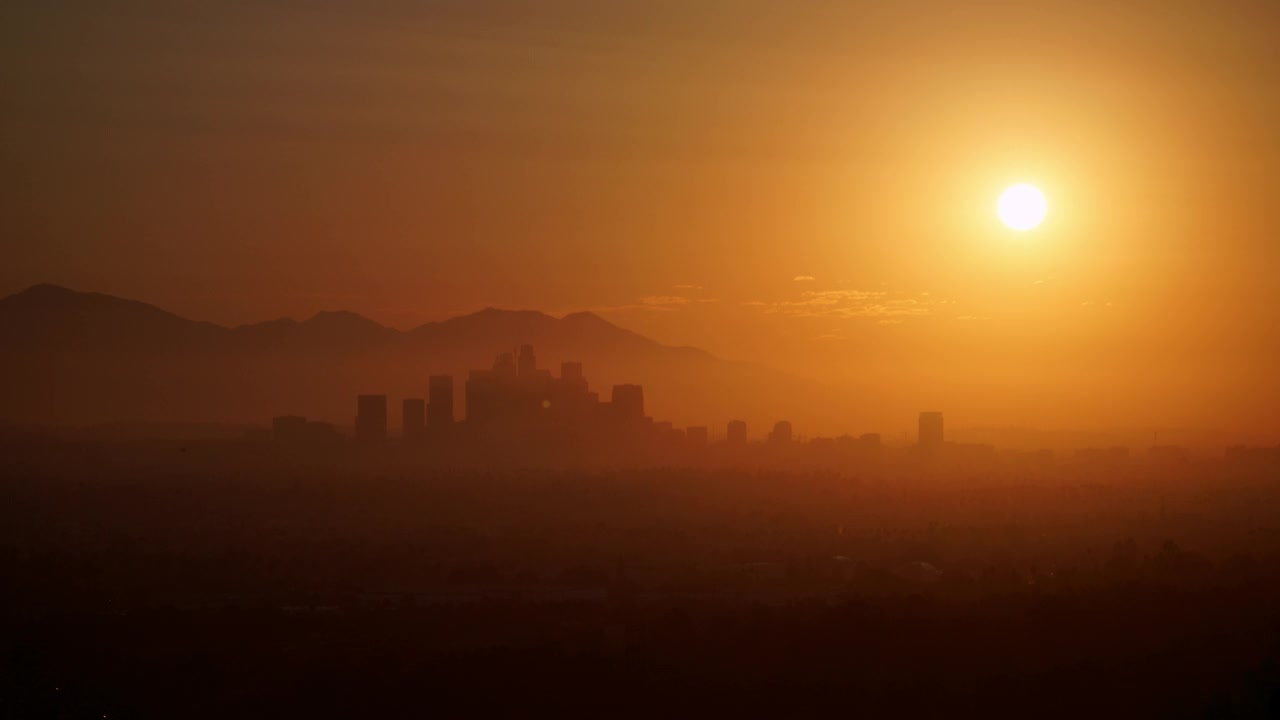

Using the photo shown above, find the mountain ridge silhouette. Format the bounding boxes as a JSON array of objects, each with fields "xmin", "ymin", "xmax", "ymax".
[{"xmin": 0, "ymin": 284, "xmax": 850, "ymax": 433}]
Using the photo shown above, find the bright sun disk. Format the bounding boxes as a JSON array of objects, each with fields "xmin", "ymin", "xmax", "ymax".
[{"xmin": 998, "ymin": 184, "xmax": 1048, "ymax": 231}]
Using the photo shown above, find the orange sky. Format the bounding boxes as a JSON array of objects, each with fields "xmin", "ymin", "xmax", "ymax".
[{"xmin": 3, "ymin": 1, "xmax": 1279, "ymax": 435}]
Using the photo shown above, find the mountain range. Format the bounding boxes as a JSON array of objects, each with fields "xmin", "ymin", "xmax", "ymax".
[{"xmin": 0, "ymin": 284, "xmax": 851, "ymax": 435}]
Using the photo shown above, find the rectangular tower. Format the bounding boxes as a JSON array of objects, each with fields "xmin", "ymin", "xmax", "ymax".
[
  {"xmin": 611, "ymin": 384, "xmax": 644, "ymax": 421},
  {"xmin": 918, "ymin": 412, "xmax": 944, "ymax": 453},
  {"xmin": 768, "ymin": 420, "xmax": 793, "ymax": 444},
  {"xmin": 517, "ymin": 344, "xmax": 537, "ymax": 377},
  {"xmin": 727, "ymin": 420, "xmax": 747, "ymax": 445}
]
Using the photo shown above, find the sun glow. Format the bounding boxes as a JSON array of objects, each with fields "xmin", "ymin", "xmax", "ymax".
[{"xmin": 998, "ymin": 184, "xmax": 1048, "ymax": 231}]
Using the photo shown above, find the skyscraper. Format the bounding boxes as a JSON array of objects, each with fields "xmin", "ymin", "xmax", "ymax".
[
  {"xmin": 402, "ymin": 398, "xmax": 425, "ymax": 442},
  {"xmin": 768, "ymin": 420, "xmax": 793, "ymax": 444},
  {"xmin": 611, "ymin": 384, "xmax": 644, "ymax": 421},
  {"xmin": 518, "ymin": 344, "xmax": 537, "ymax": 377},
  {"xmin": 918, "ymin": 412, "xmax": 944, "ymax": 453},
  {"xmin": 355, "ymin": 394, "xmax": 388, "ymax": 442},
  {"xmin": 428, "ymin": 375, "xmax": 454, "ymax": 432},
  {"xmin": 727, "ymin": 420, "xmax": 747, "ymax": 445},
  {"xmin": 493, "ymin": 352, "xmax": 517, "ymax": 379},
  {"xmin": 549, "ymin": 361, "xmax": 592, "ymax": 425}
]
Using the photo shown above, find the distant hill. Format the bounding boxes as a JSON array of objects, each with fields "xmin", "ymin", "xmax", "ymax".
[{"xmin": 0, "ymin": 284, "xmax": 852, "ymax": 435}]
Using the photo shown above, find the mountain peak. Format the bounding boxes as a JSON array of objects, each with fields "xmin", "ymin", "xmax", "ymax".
[
  {"xmin": 0, "ymin": 282, "xmax": 223, "ymax": 348},
  {"xmin": 292, "ymin": 310, "xmax": 395, "ymax": 344},
  {"xmin": 10, "ymin": 282, "xmax": 78, "ymax": 299},
  {"xmin": 3, "ymin": 283, "xmax": 110, "ymax": 309},
  {"xmin": 0, "ymin": 284, "xmax": 824, "ymax": 433},
  {"xmin": 467, "ymin": 307, "xmax": 554, "ymax": 320},
  {"xmin": 2, "ymin": 282, "xmax": 187, "ymax": 320}
]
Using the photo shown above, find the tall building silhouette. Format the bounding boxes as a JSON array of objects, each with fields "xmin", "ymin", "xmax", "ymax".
[
  {"xmin": 428, "ymin": 375, "xmax": 454, "ymax": 432},
  {"xmin": 493, "ymin": 352, "xmax": 517, "ymax": 379},
  {"xmin": 356, "ymin": 394, "xmax": 388, "ymax": 442},
  {"xmin": 466, "ymin": 347, "xmax": 558, "ymax": 438},
  {"xmin": 611, "ymin": 384, "xmax": 644, "ymax": 421},
  {"xmin": 548, "ymin": 361, "xmax": 592, "ymax": 426},
  {"xmin": 727, "ymin": 420, "xmax": 747, "ymax": 445},
  {"xmin": 769, "ymin": 420, "xmax": 793, "ymax": 444},
  {"xmin": 918, "ymin": 412, "xmax": 944, "ymax": 453},
  {"xmin": 518, "ymin": 344, "xmax": 537, "ymax": 377},
  {"xmin": 402, "ymin": 398, "xmax": 425, "ymax": 441}
]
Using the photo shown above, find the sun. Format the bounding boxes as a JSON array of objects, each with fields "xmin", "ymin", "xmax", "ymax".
[{"xmin": 997, "ymin": 183, "xmax": 1048, "ymax": 231}]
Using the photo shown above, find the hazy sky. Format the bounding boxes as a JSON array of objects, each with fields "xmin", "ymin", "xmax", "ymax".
[{"xmin": 4, "ymin": 0, "xmax": 1279, "ymax": 432}]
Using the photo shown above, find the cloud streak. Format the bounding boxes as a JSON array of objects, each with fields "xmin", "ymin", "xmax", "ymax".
[
  {"xmin": 756, "ymin": 289, "xmax": 936, "ymax": 320},
  {"xmin": 641, "ymin": 295, "xmax": 691, "ymax": 306}
]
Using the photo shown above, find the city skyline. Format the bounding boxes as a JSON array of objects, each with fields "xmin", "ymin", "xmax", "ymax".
[
  {"xmin": 6, "ymin": 2, "xmax": 1280, "ymax": 437},
  {"xmin": 3, "ymin": 282, "xmax": 1276, "ymax": 448},
  {"xmin": 272, "ymin": 343, "xmax": 1269, "ymax": 470},
  {"xmin": 6, "ymin": 2, "xmax": 1280, "ymax": 715}
]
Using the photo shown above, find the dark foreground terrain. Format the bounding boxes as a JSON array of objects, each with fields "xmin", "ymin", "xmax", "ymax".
[{"xmin": 3, "ymin": 429, "xmax": 1280, "ymax": 717}]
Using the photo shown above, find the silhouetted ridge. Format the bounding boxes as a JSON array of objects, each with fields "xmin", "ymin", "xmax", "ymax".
[
  {"xmin": 408, "ymin": 309, "xmax": 566, "ymax": 353},
  {"xmin": 560, "ymin": 310, "xmax": 609, "ymax": 325},
  {"xmin": 229, "ymin": 312, "xmax": 395, "ymax": 349},
  {"xmin": 0, "ymin": 283, "xmax": 222, "ymax": 347},
  {"xmin": 2, "ymin": 283, "xmax": 187, "ymax": 321},
  {"xmin": 0, "ymin": 284, "xmax": 828, "ymax": 429},
  {"xmin": 560, "ymin": 310, "xmax": 653, "ymax": 342},
  {"xmin": 6, "ymin": 283, "xmax": 80, "ymax": 301},
  {"xmin": 300, "ymin": 311, "xmax": 395, "ymax": 342}
]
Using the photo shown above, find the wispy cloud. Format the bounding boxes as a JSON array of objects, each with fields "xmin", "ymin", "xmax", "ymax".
[
  {"xmin": 673, "ymin": 284, "xmax": 703, "ymax": 290},
  {"xmin": 640, "ymin": 295, "xmax": 690, "ymax": 306},
  {"xmin": 793, "ymin": 275, "xmax": 816, "ymax": 282},
  {"xmin": 589, "ymin": 294, "xmax": 705, "ymax": 315},
  {"xmin": 589, "ymin": 303, "xmax": 677, "ymax": 314},
  {"xmin": 763, "ymin": 289, "xmax": 934, "ymax": 319}
]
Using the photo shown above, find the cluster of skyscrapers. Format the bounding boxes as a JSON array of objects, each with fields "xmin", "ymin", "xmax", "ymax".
[
  {"xmin": 355, "ymin": 375, "xmax": 456, "ymax": 443},
  {"xmin": 337, "ymin": 345, "xmax": 673, "ymax": 454},
  {"xmin": 269, "ymin": 363, "xmax": 1280, "ymax": 473},
  {"xmin": 272, "ymin": 345, "xmax": 962, "ymax": 462}
]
